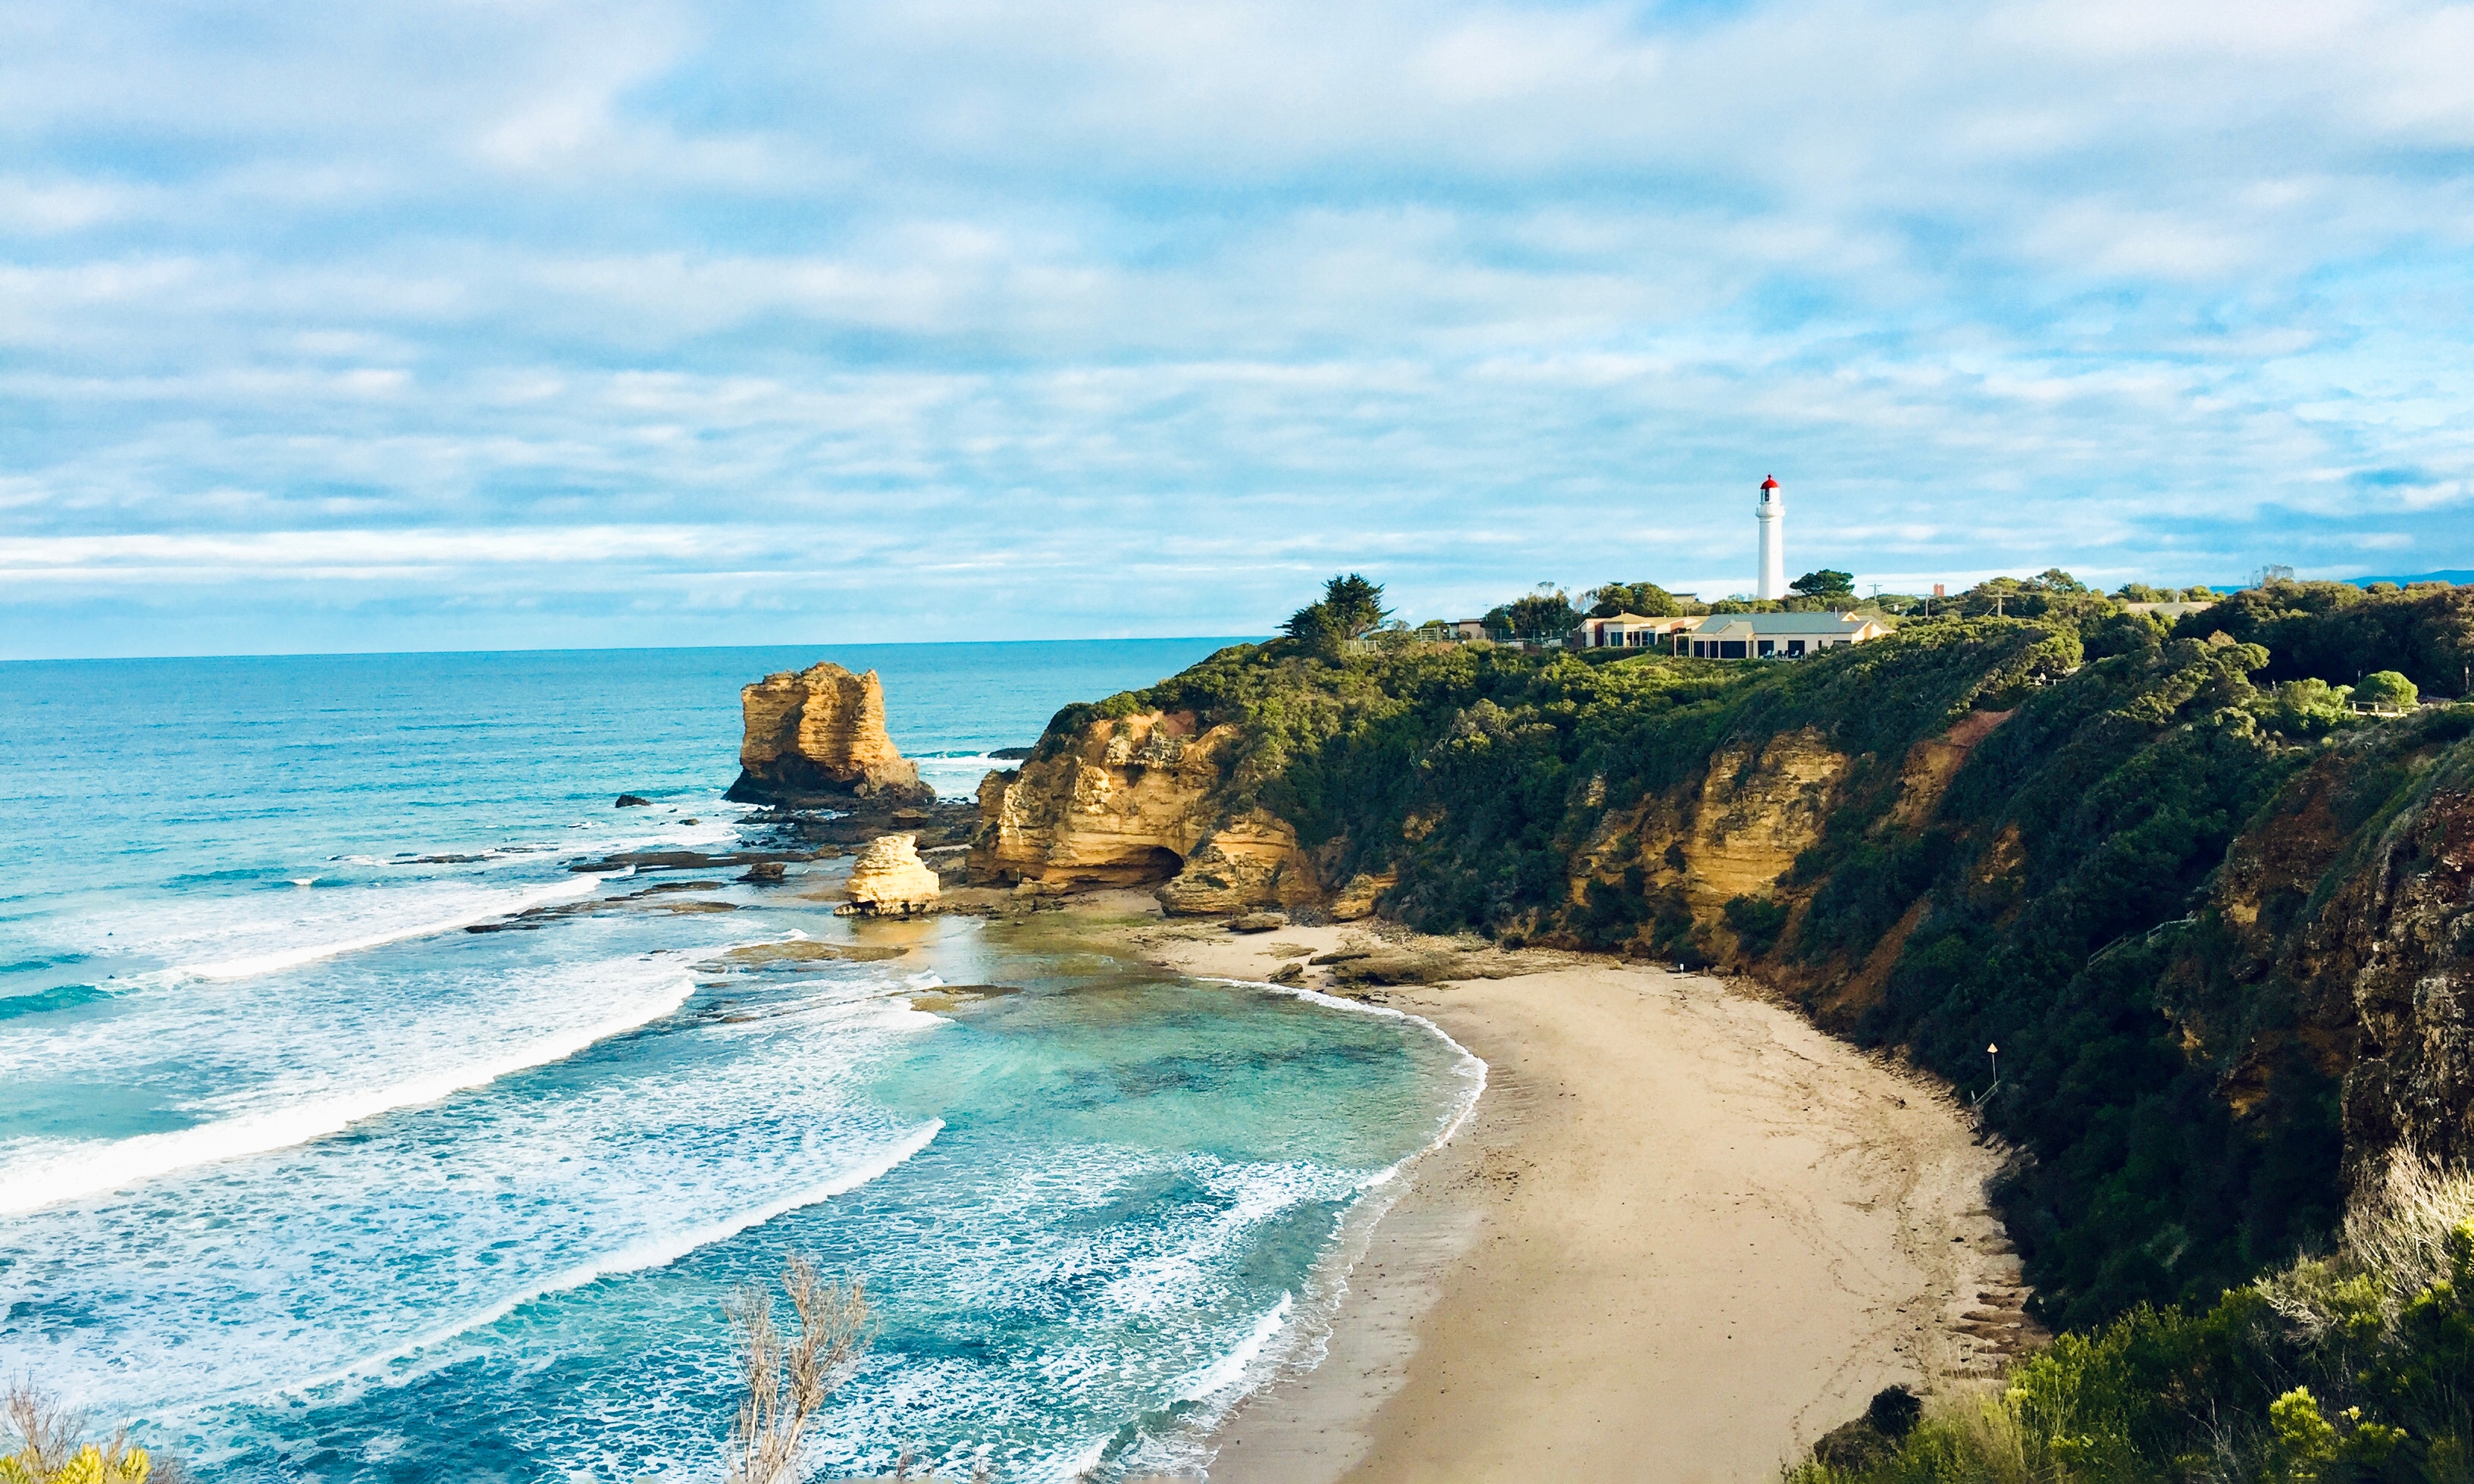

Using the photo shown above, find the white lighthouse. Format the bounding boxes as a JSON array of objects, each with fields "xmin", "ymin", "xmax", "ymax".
[{"xmin": 1755, "ymin": 475, "xmax": 1787, "ymax": 600}]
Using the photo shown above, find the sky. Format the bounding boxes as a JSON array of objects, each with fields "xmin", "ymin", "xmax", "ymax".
[{"xmin": 5, "ymin": 0, "xmax": 2474, "ymax": 657}]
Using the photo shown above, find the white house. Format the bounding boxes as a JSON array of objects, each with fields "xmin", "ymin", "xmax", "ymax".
[
  {"xmin": 1675, "ymin": 611, "xmax": 1887, "ymax": 659},
  {"xmin": 1574, "ymin": 612, "xmax": 1699, "ymax": 649}
]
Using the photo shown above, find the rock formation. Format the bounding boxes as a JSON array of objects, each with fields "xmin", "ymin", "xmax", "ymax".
[
  {"xmin": 840, "ymin": 834, "xmax": 941, "ymax": 916},
  {"xmin": 969, "ymin": 710, "xmax": 1323, "ymax": 913},
  {"xmin": 725, "ymin": 662, "xmax": 932, "ymax": 806}
]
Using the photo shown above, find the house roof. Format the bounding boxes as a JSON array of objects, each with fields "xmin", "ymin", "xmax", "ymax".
[
  {"xmin": 1689, "ymin": 612, "xmax": 1883, "ymax": 634},
  {"xmin": 1589, "ymin": 612, "xmax": 1677, "ymax": 625}
]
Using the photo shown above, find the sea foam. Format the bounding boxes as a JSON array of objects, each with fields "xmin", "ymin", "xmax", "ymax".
[
  {"xmin": 300, "ymin": 1119, "xmax": 945, "ymax": 1392},
  {"xmin": 174, "ymin": 872, "xmax": 606, "ymax": 982},
  {"xmin": 0, "ymin": 969, "xmax": 693, "ymax": 1214}
]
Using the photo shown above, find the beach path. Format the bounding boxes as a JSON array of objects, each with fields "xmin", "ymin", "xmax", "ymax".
[{"xmin": 1132, "ymin": 922, "xmax": 2021, "ymax": 1484}]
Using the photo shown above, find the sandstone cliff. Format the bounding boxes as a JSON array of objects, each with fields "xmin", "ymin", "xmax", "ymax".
[
  {"xmin": 969, "ymin": 710, "xmax": 1378, "ymax": 916},
  {"xmin": 725, "ymin": 662, "xmax": 932, "ymax": 806}
]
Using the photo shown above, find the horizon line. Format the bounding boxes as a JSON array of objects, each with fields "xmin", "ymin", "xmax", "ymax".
[{"xmin": 0, "ymin": 634, "xmax": 1276, "ymax": 665}]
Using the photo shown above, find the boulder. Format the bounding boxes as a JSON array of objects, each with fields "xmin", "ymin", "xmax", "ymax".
[
  {"xmin": 615, "ymin": 794, "xmax": 651, "ymax": 807},
  {"xmin": 1228, "ymin": 912, "xmax": 1287, "ymax": 933},
  {"xmin": 839, "ymin": 834, "xmax": 941, "ymax": 917}
]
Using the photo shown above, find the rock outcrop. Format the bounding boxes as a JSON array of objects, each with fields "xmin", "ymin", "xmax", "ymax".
[
  {"xmin": 840, "ymin": 834, "xmax": 941, "ymax": 916},
  {"xmin": 969, "ymin": 710, "xmax": 1323, "ymax": 913},
  {"xmin": 725, "ymin": 662, "xmax": 932, "ymax": 806}
]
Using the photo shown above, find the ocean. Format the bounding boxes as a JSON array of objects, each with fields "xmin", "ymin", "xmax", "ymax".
[{"xmin": 0, "ymin": 643, "xmax": 1480, "ymax": 1482}]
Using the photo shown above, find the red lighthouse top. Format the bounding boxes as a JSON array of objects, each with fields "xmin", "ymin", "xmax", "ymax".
[{"xmin": 1760, "ymin": 476, "xmax": 1779, "ymax": 490}]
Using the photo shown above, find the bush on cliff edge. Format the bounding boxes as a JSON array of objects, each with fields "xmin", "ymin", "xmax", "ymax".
[{"xmin": 1787, "ymin": 1157, "xmax": 2474, "ymax": 1484}]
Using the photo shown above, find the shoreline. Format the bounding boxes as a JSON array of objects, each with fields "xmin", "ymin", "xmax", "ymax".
[{"xmin": 1039, "ymin": 899, "xmax": 2037, "ymax": 1482}]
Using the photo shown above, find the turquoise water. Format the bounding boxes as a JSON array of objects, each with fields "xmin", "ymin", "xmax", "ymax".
[{"xmin": 0, "ymin": 643, "xmax": 1479, "ymax": 1482}]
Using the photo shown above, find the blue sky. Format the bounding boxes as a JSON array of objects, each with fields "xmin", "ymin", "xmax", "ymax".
[{"xmin": 5, "ymin": 0, "xmax": 2473, "ymax": 656}]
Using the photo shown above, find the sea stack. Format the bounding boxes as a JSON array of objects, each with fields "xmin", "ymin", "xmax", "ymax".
[
  {"xmin": 725, "ymin": 662, "xmax": 934, "ymax": 806},
  {"xmin": 839, "ymin": 834, "xmax": 941, "ymax": 916}
]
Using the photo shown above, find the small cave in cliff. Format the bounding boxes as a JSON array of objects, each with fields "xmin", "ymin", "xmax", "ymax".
[{"xmin": 1106, "ymin": 847, "xmax": 1185, "ymax": 887}]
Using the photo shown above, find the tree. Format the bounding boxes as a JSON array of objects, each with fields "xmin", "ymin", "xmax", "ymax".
[
  {"xmin": 1282, "ymin": 573, "xmax": 1392, "ymax": 659},
  {"xmin": 2354, "ymin": 670, "xmax": 2419, "ymax": 711},
  {"xmin": 1791, "ymin": 569, "xmax": 1856, "ymax": 601},
  {"xmin": 1586, "ymin": 581, "xmax": 1683, "ymax": 618},
  {"xmin": 1317, "ymin": 573, "xmax": 1389, "ymax": 635},
  {"xmin": 1489, "ymin": 584, "xmax": 1577, "ymax": 641}
]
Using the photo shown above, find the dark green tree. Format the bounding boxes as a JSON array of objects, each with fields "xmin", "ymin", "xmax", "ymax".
[
  {"xmin": 1791, "ymin": 569, "xmax": 1856, "ymax": 601},
  {"xmin": 1487, "ymin": 586, "xmax": 1578, "ymax": 641},
  {"xmin": 1282, "ymin": 573, "xmax": 1391, "ymax": 659},
  {"xmin": 1586, "ymin": 581, "xmax": 1684, "ymax": 618}
]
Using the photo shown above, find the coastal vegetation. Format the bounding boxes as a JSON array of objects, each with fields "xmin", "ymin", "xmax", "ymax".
[
  {"xmin": 1788, "ymin": 1157, "xmax": 2474, "ymax": 1483},
  {"xmin": 1027, "ymin": 576, "xmax": 2474, "ymax": 1336},
  {"xmin": 723, "ymin": 1257, "xmax": 872, "ymax": 1484},
  {"xmin": 0, "ymin": 1384, "xmax": 174, "ymax": 1484}
]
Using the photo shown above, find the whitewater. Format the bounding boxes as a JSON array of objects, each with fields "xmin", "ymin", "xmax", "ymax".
[{"xmin": 0, "ymin": 643, "xmax": 1473, "ymax": 1482}]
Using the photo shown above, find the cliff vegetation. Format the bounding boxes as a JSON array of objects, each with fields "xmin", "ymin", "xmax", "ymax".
[
  {"xmin": 984, "ymin": 577, "xmax": 2474, "ymax": 1337},
  {"xmin": 1791, "ymin": 1158, "xmax": 2474, "ymax": 1484}
]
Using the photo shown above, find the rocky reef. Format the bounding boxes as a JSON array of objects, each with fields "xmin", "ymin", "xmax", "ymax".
[
  {"xmin": 840, "ymin": 834, "xmax": 941, "ymax": 916},
  {"xmin": 725, "ymin": 662, "xmax": 932, "ymax": 806}
]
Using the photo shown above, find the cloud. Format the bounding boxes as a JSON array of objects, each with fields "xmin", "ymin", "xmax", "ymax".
[{"xmin": 2, "ymin": 0, "xmax": 2472, "ymax": 656}]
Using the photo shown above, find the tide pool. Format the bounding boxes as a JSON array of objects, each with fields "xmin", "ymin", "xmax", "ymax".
[{"xmin": 0, "ymin": 643, "xmax": 1475, "ymax": 1481}]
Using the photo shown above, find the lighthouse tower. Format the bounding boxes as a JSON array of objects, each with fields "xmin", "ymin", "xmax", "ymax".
[{"xmin": 1755, "ymin": 475, "xmax": 1787, "ymax": 600}]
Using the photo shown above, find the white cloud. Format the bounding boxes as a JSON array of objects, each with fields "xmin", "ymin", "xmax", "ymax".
[{"xmin": 3, "ymin": 0, "xmax": 2472, "ymax": 654}]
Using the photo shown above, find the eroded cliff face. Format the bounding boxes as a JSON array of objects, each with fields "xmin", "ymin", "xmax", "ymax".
[
  {"xmin": 2156, "ymin": 736, "xmax": 2474, "ymax": 1190},
  {"xmin": 725, "ymin": 662, "xmax": 932, "ymax": 805},
  {"xmin": 1681, "ymin": 727, "xmax": 1850, "ymax": 914},
  {"xmin": 969, "ymin": 711, "xmax": 1335, "ymax": 913},
  {"xmin": 2341, "ymin": 785, "xmax": 2474, "ymax": 1181},
  {"xmin": 973, "ymin": 623, "xmax": 2474, "ymax": 1323}
]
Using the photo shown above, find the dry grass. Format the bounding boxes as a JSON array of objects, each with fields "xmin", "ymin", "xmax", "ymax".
[
  {"xmin": 2264, "ymin": 1149, "xmax": 2474, "ymax": 1346},
  {"xmin": 0, "ymin": 1380, "xmax": 177, "ymax": 1484},
  {"xmin": 722, "ymin": 1256, "xmax": 874, "ymax": 1484}
]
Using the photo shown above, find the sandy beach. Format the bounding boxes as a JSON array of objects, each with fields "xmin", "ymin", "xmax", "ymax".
[{"xmin": 1058, "ymin": 903, "xmax": 2033, "ymax": 1482}]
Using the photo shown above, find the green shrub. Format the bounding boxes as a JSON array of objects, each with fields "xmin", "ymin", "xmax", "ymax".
[
  {"xmin": 1788, "ymin": 1159, "xmax": 2474, "ymax": 1484},
  {"xmin": 2261, "ymin": 678, "xmax": 2357, "ymax": 737},
  {"xmin": 2357, "ymin": 671, "xmax": 2419, "ymax": 711},
  {"xmin": 1724, "ymin": 894, "xmax": 1790, "ymax": 956}
]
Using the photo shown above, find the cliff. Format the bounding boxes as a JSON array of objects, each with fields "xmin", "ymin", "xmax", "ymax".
[
  {"xmin": 981, "ymin": 592, "xmax": 2474, "ymax": 1329},
  {"xmin": 969, "ymin": 711, "xmax": 1386, "ymax": 916},
  {"xmin": 725, "ymin": 662, "xmax": 932, "ymax": 806}
]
